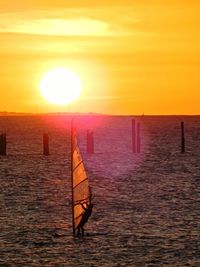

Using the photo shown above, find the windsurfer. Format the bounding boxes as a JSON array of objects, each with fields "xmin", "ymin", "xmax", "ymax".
[{"xmin": 76, "ymin": 201, "xmax": 93, "ymax": 237}]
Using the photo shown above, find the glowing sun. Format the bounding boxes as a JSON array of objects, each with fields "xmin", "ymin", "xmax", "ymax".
[{"xmin": 40, "ymin": 68, "xmax": 82, "ymax": 105}]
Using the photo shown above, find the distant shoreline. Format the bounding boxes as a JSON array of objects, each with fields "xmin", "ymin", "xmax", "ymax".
[
  {"xmin": 0, "ymin": 112, "xmax": 104, "ymax": 117},
  {"xmin": 0, "ymin": 112, "xmax": 199, "ymax": 117}
]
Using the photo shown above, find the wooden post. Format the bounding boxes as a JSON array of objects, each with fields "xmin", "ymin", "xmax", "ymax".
[
  {"xmin": 87, "ymin": 130, "xmax": 94, "ymax": 154},
  {"xmin": 132, "ymin": 119, "xmax": 136, "ymax": 153},
  {"xmin": 43, "ymin": 133, "xmax": 49, "ymax": 156},
  {"xmin": 86, "ymin": 130, "xmax": 89, "ymax": 153},
  {"xmin": 3, "ymin": 134, "xmax": 6, "ymax": 155},
  {"xmin": 181, "ymin": 121, "xmax": 185, "ymax": 153},
  {"xmin": 90, "ymin": 131, "xmax": 94, "ymax": 154},
  {"xmin": 0, "ymin": 133, "xmax": 7, "ymax": 156},
  {"xmin": 137, "ymin": 123, "xmax": 141, "ymax": 153}
]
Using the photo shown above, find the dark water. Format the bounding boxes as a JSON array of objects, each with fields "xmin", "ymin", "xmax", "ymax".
[{"xmin": 0, "ymin": 115, "xmax": 200, "ymax": 266}]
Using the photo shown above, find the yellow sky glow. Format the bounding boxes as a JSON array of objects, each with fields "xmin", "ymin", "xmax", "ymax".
[{"xmin": 0, "ymin": 0, "xmax": 200, "ymax": 114}]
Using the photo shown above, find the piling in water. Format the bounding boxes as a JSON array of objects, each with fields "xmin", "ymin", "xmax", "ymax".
[
  {"xmin": 43, "ymin": 133, "xmax": 49, "ymax": 156},
  {"xmin": 137, "ymin": 122, "xmax": 141, "ymax": 153},
  {"xmin": 87, "ymin": 130, "xmax": 94, "ymax": 154},
  {"xmin": 181, "ymin": 121, "xmax": 185, "ymax": 153},
  {"xmin": 0, "ymin": 133, "xmax": 7, "ymax": 156},
  {"xmin": 132, "ymin": 119, "xmax": 136, "ymax": 153},
  {"xmin": 132, "ymin": 119, "xmax": 141, "ymax": 153}
]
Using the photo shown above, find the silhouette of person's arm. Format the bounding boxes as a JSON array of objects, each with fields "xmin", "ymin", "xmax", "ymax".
[{"xmin": 80, "ymin": 202, "xmax": 88, "ymax": 211}]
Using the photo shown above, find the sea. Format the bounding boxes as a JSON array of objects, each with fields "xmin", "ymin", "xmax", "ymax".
[{"xmin": 0, "ymin": 115, "xmax": 199, "ymax": 266}]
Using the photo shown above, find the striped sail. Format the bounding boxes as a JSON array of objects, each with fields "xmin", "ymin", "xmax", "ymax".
[{"xmin": 71, "ymin": 125, "xmax": 91, "ymax": 235}]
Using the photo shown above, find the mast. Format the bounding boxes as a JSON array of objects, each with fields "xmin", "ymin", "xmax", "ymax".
[{"xmin": 71, "ymin": 119, "xmax": 75, "ymax": 236}]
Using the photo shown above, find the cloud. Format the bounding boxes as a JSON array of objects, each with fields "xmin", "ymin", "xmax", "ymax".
[
  {"xmin": 0, "ymin": 8, "xmax": 151, "ymax": 56},
  {"xmin": 0, "ymin": 10, "xmax": 135, "ymax": 37},
  {"xmin": 0, "ymin": 17, "xmax": 107, "ymax": 37},
  {"xmin": 82, "ymin": 94, "xmax": 134, "ymax": 100},
  {"xmin": 0, "ymin": 8, "xmax": 141, "ymax": 37}
]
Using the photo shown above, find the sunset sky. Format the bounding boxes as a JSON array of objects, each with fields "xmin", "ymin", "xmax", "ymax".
[{"xmin": 0, "ymin": 0, "xmax": 199, "ymax": 115}]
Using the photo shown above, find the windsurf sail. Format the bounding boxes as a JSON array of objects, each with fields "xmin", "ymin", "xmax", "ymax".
[{"xmin": 71, "ymin": 121, "xmax": 92, "ymax": 236}]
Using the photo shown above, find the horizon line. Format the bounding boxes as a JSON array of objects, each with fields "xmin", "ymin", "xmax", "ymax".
[{"xmin": 0, "ymin": 111, "xmax": 200, "ymax": 117}]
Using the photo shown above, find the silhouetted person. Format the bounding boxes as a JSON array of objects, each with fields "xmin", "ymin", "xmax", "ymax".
[
  {"xmin": 76, "ymin": 187, "xmax": 93, "ymax": 237},
  {"xmin": 76, "ymin": 201, "xmax": 93, "ymax": 237}
]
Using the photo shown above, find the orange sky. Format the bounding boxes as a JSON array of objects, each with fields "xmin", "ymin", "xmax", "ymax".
[{"xmin": 0, "ymin": 0, "xmax": 199, "ymax": 115}]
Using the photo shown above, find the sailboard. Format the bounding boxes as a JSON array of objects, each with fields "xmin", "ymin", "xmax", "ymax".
[{"xmin": 71, "ymin": 122, "xmax": 92, "ymax": 236}]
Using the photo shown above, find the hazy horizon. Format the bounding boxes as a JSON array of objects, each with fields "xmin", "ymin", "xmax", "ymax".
[{"xmin": 0, "ymin": 110, "xmax": 200, "ymax": 116}]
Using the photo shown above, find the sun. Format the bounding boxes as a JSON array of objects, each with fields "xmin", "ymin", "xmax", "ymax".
[{"xmin": 40, "ymin": 68, "xmax": 82, "ymax": 105}]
